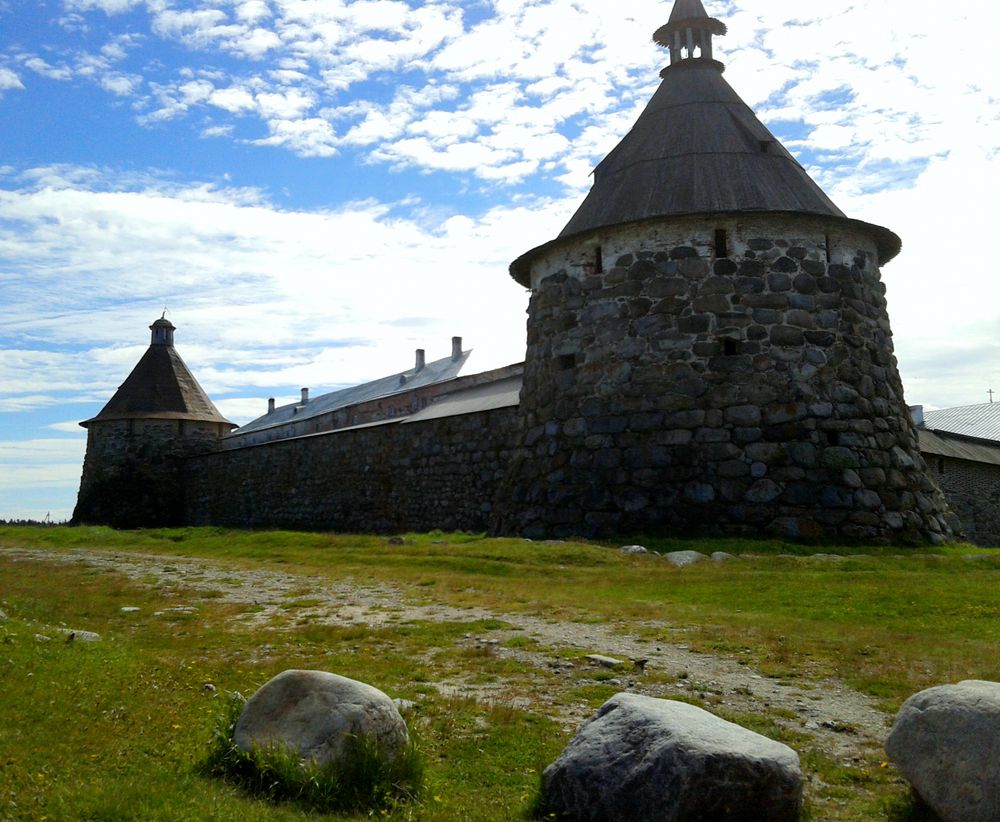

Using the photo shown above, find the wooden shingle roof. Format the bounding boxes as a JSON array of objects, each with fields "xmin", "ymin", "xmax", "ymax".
[
  {"xmin": 82, "ymin": 320, "xmax": 234, "ymax": 428},
  {"xmin": 510, "ymin": 3, "xmax": 901, "ymax": 285}
]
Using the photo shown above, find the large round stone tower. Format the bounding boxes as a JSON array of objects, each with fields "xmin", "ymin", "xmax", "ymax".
[
  {"xmin": 501, "ymin": 0, "xmax": 954, "ymax": 543},
  {"xmin": 73, "ymin": 317, "xmax": 235, "ymax": 528}
]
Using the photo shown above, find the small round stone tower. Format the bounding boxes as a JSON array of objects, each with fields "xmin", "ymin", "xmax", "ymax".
[
  {"xmin": 73, "ymin": 317, "xmax": 235, "ymax": 528},
  {"xmin": 500, "ymin": 0, "xmax": 955, "ymax": 543}
]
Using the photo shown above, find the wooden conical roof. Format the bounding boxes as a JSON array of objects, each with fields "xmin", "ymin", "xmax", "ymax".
[
  {"xmin": 510, "ymin": 3, "xmax": 901, "ymax": 285},
  {"xmin": 82, "ymin": 319, "xmax": 234, "ymax": 427}
]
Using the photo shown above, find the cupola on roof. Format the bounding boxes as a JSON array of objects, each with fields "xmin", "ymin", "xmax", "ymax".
[
  {"xmin": 81, "ymin": 317, "xmax": 235, "ymax": 428},
  {"xmin": 510, "ymin": 0, "xmax": 901, "ymax": 284}
]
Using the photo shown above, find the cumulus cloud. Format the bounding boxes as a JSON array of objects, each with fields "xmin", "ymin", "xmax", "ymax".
[
  {"xmin": 0, "ymin": 166, "xmax": 560, "ymax": 407},
  {"xmin": 64, "ymin": 0, "xmax": 143, "ymax": 13},
  {"xmin": 0, "ymin": 67, "xmax": 23, "ymax": 93}
]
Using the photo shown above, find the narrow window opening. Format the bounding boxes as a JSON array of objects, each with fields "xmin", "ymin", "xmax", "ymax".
[
  {"xmin": 594, "ymin": 246, "xmax": 604, "ymax": 274},
  {"xmin": 825, "ymin": 431, "xmax": 839, "ymax": 446},
  {"xmin": 722, "ymin": 338, "xmax": 738, "ymax": 356},
  {"xmin": 824, "ymin": 234, "xmax": 831, "ymax": 264},
  {"xmin": 714, "ymin": 228, "xmax": 728, "ymax": 258},
  {"xmin": 937, "ymin": 459, "xmax": 945, "ymax": 474},
  {"xmin": 558, "ymin": 354, "xmax": 576, "ymax": 370},
  {"xmin": 759, "ymin": 140, "xmax": 774, "ymax": 154}
]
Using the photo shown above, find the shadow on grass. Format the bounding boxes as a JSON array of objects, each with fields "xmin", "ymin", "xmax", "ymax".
[{"xmin": 197, "ymin": 692, "xmax": 424, "ymax": 814}]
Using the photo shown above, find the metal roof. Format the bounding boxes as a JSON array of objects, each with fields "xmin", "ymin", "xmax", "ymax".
[
  {"xmin": 923, "ymin": 402, "xmax": 1000, "ymax": 443},
  {"xmin": 232, "ymin": 350, "xmax": 473, "ymax": 436},
  {"xmin": 510, "ymin": 9, "xmax": 901, "ymax": 285},
  {"xmin": 83, "ymin": 340, "xmax": 233, "ymax": 427},
  {"xmin": 404, "ymin": 375, "xmax": 521, "ymax": 424},
  {"xmin": 918, "ymin": 429, "xmax": 1000, "ymax": 467}
]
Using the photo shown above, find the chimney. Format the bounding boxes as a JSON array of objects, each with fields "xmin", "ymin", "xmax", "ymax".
[
  {"xmin": 300, "ymin": 387, "xmax": 309, "ymax": 405},
  {"xmin": 267, "ymin": 398, "xmax": 275, "ymax": 415},
  {"xmin": 451, "ymin": 336, "xmax": 463, "ymax": 361},
  {"xmin": 415, "ymin": 348, "xmax": 426, "ymax": 371},
  {"xmin": 909, "ymin": 405, "xmax": 925, "ymax": 428}
]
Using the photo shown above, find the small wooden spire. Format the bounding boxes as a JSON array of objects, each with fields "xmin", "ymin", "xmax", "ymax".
[{"xmin": 654, "ymin": 0, "xmax": 728, "ymax": 67}]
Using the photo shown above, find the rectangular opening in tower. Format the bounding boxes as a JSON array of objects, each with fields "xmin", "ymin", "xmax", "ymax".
[{"xmin": 714, "ymin": 228, "xmax": 728, "ymax": 257}]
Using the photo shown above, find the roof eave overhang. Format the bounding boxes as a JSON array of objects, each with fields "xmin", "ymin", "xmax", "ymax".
[
  {"xmin": 81, "ymin": 411, "xmax": 237, "ymax": 429},
  {"xmin": 653, "ymin": 18, "xmax": 728, "ymax": 44},
  {"xmin": 509, "ymin": 211, "xmax": 902, "ymax": 287}
]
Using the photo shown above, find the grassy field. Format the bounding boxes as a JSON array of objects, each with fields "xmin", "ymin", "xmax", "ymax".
[{"xmin": 0, "ymin": 526, "xmax": 997, "ymax": 820}]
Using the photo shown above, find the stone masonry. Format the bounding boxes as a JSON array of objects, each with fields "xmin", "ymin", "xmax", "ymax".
[
  {"xmin": 75, "ymin": 418, "xmax": 230, "ymax": 528},
  {"xmin": 184, "ymin": 408, "xmax": 522, "ymax": 533},
  {"xmin": 926, "ymin": 455, "xmax": 1000, "ymax": 546},
  {"xmin": 500, "ymin": 215, "xmax": 955, "ymax": 544}
]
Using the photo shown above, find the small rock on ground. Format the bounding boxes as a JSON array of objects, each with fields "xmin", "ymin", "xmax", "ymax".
[
  {"xmin": 586, "ymin": 654, "xmax": 625, "ymax": 668},
  {"xmin": 663, "ymin": 550, "xmax": 708, "ymax": 568},
  {"xmin": 64, "ymin": 630, "xmax": 101, "ymax": 642}
]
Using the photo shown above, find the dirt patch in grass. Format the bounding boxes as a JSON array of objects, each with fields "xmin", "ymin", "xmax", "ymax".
[{"xmin": 3, "ymin": 547, "xmax": 891, "ymax": 755}]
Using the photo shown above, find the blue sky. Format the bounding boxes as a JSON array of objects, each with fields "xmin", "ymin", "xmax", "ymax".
[{"xmin": 1, "ymin": 0, "xmax": 997, "ymax": 521}]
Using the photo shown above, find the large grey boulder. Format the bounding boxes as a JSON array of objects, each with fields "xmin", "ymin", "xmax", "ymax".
[
  {"xmin": 233, "ymin": 670, "xmax": 409, "ymax": 767},
  {"xmin": 885, "ymin": 680, "xmax": 1000, "ymax": 822},
  {"xmin": 542, "ymin": 693, "xmax": 803, "ymax": 821}
]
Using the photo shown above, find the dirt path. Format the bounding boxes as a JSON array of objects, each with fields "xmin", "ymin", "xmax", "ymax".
[{"xmin": 3, "ymin": 546, "xmax": 890, "ymax": 764}]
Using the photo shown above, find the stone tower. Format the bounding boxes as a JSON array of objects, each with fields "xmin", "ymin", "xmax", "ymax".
[
  {"xmin": 500, "ymin": 0, "xmax": 954, "ymax": 543},
  {"xmin": 73, "ymin": 317, "xmax": 235, "ymax": 528}
]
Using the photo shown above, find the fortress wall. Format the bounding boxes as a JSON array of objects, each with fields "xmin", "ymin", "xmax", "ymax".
[
  {"xmin": 927, "ymin": 456, "xmax": 1000, "ymax": 546},
  {"xmin": 182, "ymin": 406, "xmax": 523, "ymax": 533},
  {"xmin": 501, "ymin": 214, "xmax": 955, "ymax": 543},
  {"xmin": 74, "ymin": 419, "xmax": 228, "ymax": 528}
]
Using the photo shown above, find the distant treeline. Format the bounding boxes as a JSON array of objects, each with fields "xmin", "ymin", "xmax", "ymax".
[{"xmin": 0, "ymin": 518, "xmax": 68, "ymax": 527}]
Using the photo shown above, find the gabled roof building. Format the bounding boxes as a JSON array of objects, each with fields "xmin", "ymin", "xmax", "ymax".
[{"xmin": 913, "ymin": 403, "xmax": 1000, "ymax": 545}]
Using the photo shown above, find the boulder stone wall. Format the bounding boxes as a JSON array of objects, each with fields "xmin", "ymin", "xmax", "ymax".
[
  {"xmin": 182, "ymin": 407, "xmax": 522, "ymax": 533},
  {"xmin": 500, "ymin": 214, "xmax": 954, "ymax": 543},
  {"xmin": 74, "ymin": 419, "xmax": 228, "ymax": 528}
]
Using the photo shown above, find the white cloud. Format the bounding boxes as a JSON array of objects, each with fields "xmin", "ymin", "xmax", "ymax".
[
  {"xmin": 0, "ymin": 167, "xmax": 561, "ymax": 408},
  {"xmin": 47, "ymin": 421, "xmax": 87, "ymax": 433},
  {"xmin": 24, "ymin": 57, "xmax": 74, "ymax": 81},
  {"xmin": 99, "ymin": 71, "xmax": 141, "ymax": 95},
  {"xmin": 0, "ymin": 67, "xmax": 23, "ymax": 92},
  {"xmin": 250, "ymin": 116, "xmax": 337, "ymax": 156},
  {"xmin": 64, "ymin": 0, "xmax": 143, "ymax": 13},
  {"xmin": 235, "ymin": 1, "xmax": 271, "ymax": 25},
  {"xmin": 201, "ymin": 124, "xmax": 235, "ymax": 138},
  {"xmin": 237, "ymin": 27, "xmax": 281, "ymax": 59}
]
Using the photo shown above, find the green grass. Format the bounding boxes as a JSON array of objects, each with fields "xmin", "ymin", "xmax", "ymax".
[
  {"xmin": 4, "ymin": 526, "xmax": 995, "ymax": 707},
  {"xmin": 1, "ymin": 525, "xmax": 997, "ymax": 820}
]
